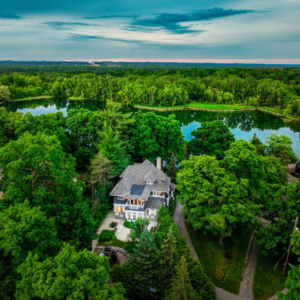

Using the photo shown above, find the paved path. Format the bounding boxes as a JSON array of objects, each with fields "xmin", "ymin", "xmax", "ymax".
[
  {"xmin": 173, "ymin": 199, "xmax": 247, "ymax": 300},
  {"xmin": 92, "ymin": 212, "xmax": 157, "ymax": 252},
  {"xmin": 173, "ymin": 199, "xmax": 288, "ymax": 300}
]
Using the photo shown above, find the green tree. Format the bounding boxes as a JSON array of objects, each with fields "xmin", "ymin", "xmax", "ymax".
[
  {"xmin": 0, "ymin": 107, "xmax": 22, "ymax": 147},
  {"xmin": 188, "ymin": 120, "xmax": 235, "ymax": 160},
  {"xmin": 67, "ymin": 108, "xmax": 103, "ymax": 171},
  {"xmin": 182, "ymin": 142, "xmax": 189, "ymax": 161},
  {"xmin": 250, "ymin": 133, "xmax": 266, "ymax": 156},
  {"xmin": 265, "ymin": 133, "xmax": 297, "ymax": 164},
  {"xmin": 0, "ymin": 85, "xmax": 11, "ymax": 102},
  {"xmin": 188, "ymin": 260, "xmax": 216, "ymax": 300},
  {"xmin": 0, "ymin": 202, "xmax": 60, "ymax": 298},
  {"xmin": 256, "ymin": 180, "xmax": 300, "ymax": 255},
  {"xmin": 159, "ymin": 229, "xmax": 177, "ymax": 282},
  {"xmin": 277, "ymin": 231, "xmax": 300, "ymax": 300},
  {"xmin": 131, "ymin": 111, "xmax": 184, "ymax": 163},
  {"xmin": 15, "ymin": 112, "xmax": 69, "ymax": 152},
  {"xmin": 0, "ymin": 132, "xmax": 96, "ymax": 249},
  {"xmin": 111, "ymin": 262, "xmax": 138, "ymax": 299},
  {"xmin": 97, "ymin": 126, "xmax": 131, "ymax": 177},
  {"xmin": 177, "ymin": 154, "xmax": 261, "ymax": 245},
  {"xmin": 130, "ymin": 228, "xmax": 161, "ymax": 297},
  {"xmin": 81, "ymin": 152, "xmax": 113, "ymax": 216},
  {"xmin": 164, "ymin": 256, "xmax": 196, "ymax": 300},
  {"xmin": 15, "ymin": 243, "xmax": 127, "ymax": 300},
  {"xmin": 166, "ymin": 152, "xmax": 178, "ymax": 182}
]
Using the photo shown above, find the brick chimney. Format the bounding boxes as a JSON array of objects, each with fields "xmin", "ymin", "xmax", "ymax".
[{"xmin": 156, "ymin": 156, "xmax": 162, "ymax": 170}]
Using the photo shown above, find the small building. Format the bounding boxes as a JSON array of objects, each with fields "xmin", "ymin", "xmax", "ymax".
[{"xmin": 110, "ymin": 157, "xmax": 175, "ymax": 221}]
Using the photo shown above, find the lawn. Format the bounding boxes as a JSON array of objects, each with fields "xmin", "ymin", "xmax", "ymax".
[
  {"xmin": 134, "ymin": 102, "xmax": 255, "ymax": 111},
  {"xmin": 186, "ymin": 222, "xmax": 257, "ymax": 295},
  {"xmin": 13, "ymin": 95, "xmax": 54, "ymax": 101},
  {"xmin": 253, "ymin": 251, "xmax": 287, "ymax": 300}
]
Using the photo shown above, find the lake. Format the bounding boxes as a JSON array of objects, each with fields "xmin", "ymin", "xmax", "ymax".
[{"xmin": 2, "ymin": 98, "xmax": 300, "ymax": 157}]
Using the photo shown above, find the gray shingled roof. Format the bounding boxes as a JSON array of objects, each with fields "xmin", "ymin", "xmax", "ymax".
[
  {"xmin": 144, "ymin": 170, "xmax": 157, "ymax": 182},
  {"xmin": 146, "ymin": 198, "xmax": 165, "ymax": 209},
  {"xmin": 110, "ymin": 159, "xmax": 174, "ymax": 198}
]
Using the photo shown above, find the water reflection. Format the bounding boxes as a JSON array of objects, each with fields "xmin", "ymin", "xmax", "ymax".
[{"xmin": 2, "ymin": 99, "xmax": 300, "ymax": 157}]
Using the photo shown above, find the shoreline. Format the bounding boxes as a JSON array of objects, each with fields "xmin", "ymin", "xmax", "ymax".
[
  {"xmin": 4, "ymin": 97, "xmax": 300, "ymax": 123},
  {"xmin": 133, "ymin": 105, "xmax": 300, "ymax": 123}
]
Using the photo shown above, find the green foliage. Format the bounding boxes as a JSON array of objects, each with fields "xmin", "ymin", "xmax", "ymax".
[
  {"xmin": 15, "ymin": 243, "xmax": 127, "ymax": 300},
  {"xmin": 251, "ymin": 133, "xmax": 266, "ymax": 156},
  {"xmin": 265, "ymin": 133, "xmax": 298, "ymax": 164},
  {"xmin": 15, "ymin": 111, "xmax": 70, "ymax": 152},
  {"xmin": 169, "ymin": 198, "xmax": 176, "ymax": 216},
  {"xmin": 188, "ymin": 260, "xmax": 216, "ymax": 300},
  {"xmin": 256, "ymin": 180, "xmax": 300, "ymax": 255},
  {"xmin": 295, "ymin": 160, "xmax": 300, "ymax": 175},
  {"xmin": 164, "ymin": 256, "xmax": 196, "ymax": 300},
  {"xmin": 111, "ymin": 221, "xmax": 116, "ymax": 227},
  {"xmin": 111, "ymin": 262, "xmax": 138, "ymax": 299},
  {"xmin": 123, "ymin": 220, "xmax": 134, "ymax": 229},
  {"xmin": 130, "ymin": 228, "xmax": 161, "ymax": 297},
  {"xmin": 98, "ymin": 230, "xmax": 115, "ymax": 243},
  {"xmin": 0, "ymin": 85, "xmax": 11, "ymax": 102},
  {"xmin": 188, "ymin": 120, "xmax": 235, "ymax": 160},
  {"xmin": 0, "ymin": 132, "xmax": 96, "ymax": 249},
  {"xmin": 166, "ymin": 152, "xmax": 178, "ymax": 183},
  {"xmin": 67, "ymin": 108, "xmax": 102, "ymax": 171},
  {"xmin": 182, "ymin": 142, "xmax": 189, "ymax": 161},
  {"xmin": 0, "ymin": 107, "xmax": 22, "ymax": 147},
  {"xmin": 97, "ymin": 126, "xmax": 131, "ymax": 177},
  {"xmin": 131, "ymin": 111, "xmax": 184, "ymax": 163},
  {"xmin": 177, "ymin": 154, "xmax": 261, "ymax": 240},
  {"xmin": 159, "ymin": 229, "xmax": 177, "ymax": 284},
  {"xmin": 0, "ymin": 202, "xmax": 60, "ymax": 298}
]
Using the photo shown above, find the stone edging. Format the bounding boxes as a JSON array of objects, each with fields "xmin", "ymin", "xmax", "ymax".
[
  {"xmin": 134, "ymin": 105, "xmax": 300, "ymax": 123},
  {"xmin": 93, "ymin": 245, "xmax": 130, "ymax": 258}
]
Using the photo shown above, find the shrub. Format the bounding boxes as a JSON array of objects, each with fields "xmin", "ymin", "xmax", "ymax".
[
  {"xmin": 110, "ymin": 221, "xmax": 116, "ymax": 227},
  {"xmin": 124, "ymin": 220, "xmax": 134, "ymax": 229},
  {"xmin": 98, "ymin": 229, "xmax": 115, "ymax": 243},
  {"xmin": 169, "ymin": 198, "xmax": 176, "ymax": 216}
]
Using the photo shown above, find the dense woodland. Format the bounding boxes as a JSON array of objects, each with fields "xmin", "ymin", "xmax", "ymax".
[
  {"xmin": 1, "ymin": 67, "xmax": 300, "ymax": 117},
  {"xmin": 1, "ymin": 67, "xmax": 300, "ymax": 300}
]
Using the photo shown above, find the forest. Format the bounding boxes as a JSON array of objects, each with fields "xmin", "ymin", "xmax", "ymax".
[
  {"xmin": 1, "ymin": 67, "xmax": 300, "ymax": 117},
  {"xmin": 1, "ymin": 68, "xmax": 300, "ymax": 300}
]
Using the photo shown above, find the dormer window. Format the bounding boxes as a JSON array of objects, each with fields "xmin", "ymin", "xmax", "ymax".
[
  {"xmin": 147, "ymin": 181, "xmax": 153, "ymax": 185},
  {"xmin": 118, "ymin": 196, "xmax": 124, "ymax": 200}
]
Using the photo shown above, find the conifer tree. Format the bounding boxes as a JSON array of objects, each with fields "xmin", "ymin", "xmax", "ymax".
[
  {"xmin": 182, "ymin": 142, "xmax": 189, "ymax": 161},
  {"xmin": 166, "ymin": 152, "xmax": 177, "ymax": 182},
  {"xmin": 165, "ymin": 256, "xmax": 196, "ymax": 300},
  {"xmin": 130, "ymin": 228, "xmax": 161, "ymax": 297},
  {"xmin": 159, "ymin": 229, "xmax": 177, "ymax": 282}
]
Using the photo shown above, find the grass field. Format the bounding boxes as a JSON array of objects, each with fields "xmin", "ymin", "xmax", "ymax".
[
  {"xmin": 253, "ymin": 251, "xmax": 287, "ymax": 300},
  {"xmin": 12, "ymin": 95, "xmax": 54, "ymax": 101},
  {"xmin": 186, "ymin": 223, "xmax": 257, "ymax": 295},
  {"xmin": 135, "ymin": 102, "xmax": 256, "ymax": 111}
]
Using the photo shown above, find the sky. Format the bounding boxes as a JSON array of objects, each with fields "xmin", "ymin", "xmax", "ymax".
[{"xmin": 0, "ymin": 0, "xmax": 300, "ymax": 63}]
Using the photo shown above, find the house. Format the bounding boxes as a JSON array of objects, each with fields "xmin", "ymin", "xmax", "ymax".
[{"xmin": 110, "ymin": 157, "xmax": 176, "ymax": 221}]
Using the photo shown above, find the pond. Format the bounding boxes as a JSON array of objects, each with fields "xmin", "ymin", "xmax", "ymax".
[{"xmin": 2, "ymin": 98, "xmax": 300, "ymax": 157}]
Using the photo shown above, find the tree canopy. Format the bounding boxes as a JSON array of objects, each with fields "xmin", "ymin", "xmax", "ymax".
[{"xmin": 188, "ymin": 120, "xmax": 235, "ymax": 159}]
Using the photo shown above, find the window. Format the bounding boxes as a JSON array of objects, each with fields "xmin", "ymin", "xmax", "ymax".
[
  {"xmin": 118, "ymin": 196, "xmax": 124, "ymax": 200},
  {"xmin": 153, "ymin": 191, "xmax": 158, "ymax": 196},
  {"xmin": 147, "ymin": 181, "xmax": 153, "ymax": 185}
]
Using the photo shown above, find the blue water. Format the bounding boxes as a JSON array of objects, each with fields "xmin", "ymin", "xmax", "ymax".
[{"xmin": 2, "ymin": 98, "xmax": 300, "ymax": 157}]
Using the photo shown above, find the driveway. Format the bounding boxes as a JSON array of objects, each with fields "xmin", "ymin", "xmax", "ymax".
[{"xmin": 173, "ymin": 198, "xmax": 248, "ymax": 300}]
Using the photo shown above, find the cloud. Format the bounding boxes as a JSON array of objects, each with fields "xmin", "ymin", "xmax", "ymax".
[
  {"xmin": 0, "ymin": 13, "xmax": 23, "ymax": 19},
  {"xmin": 130, "ymin": 7, "xmax": 260, "ymax": 34},
  {"xmin": 84, "ymin": 14, "xmax": 138, "ymax": 19},
  {"xmin": 44, "ymin": 21, "xmax": 100, "ymax": 30},
  {"xmin": 67, "ymin": 33, "xmax": 146, "ymax": 45}
]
